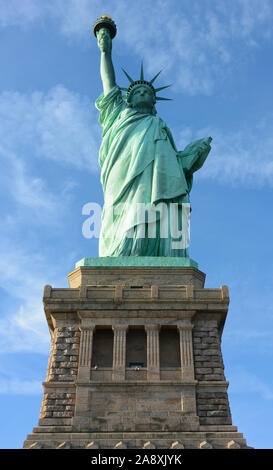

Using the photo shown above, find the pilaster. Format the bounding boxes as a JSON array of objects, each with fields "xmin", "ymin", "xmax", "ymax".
[
  {"xmin": 112, "ymin": 326, "xmax": 128, "ymax": 381},
  {"xmin": 145, "ymin": 325, "xmax": 160, "ymax": 381},
  {"xmin": 23, "ymin": 263, "xmax": 250, "ymax": 449},
  {"xmin": 78, "ymin": 326, "xmax": 94, "ymax": 381},
  {"xmin": 177, "ymin": 321, "xmax": 195, "ymax": 381}
]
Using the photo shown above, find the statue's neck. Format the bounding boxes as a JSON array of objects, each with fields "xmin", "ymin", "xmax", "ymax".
[{"xmin": 132, "ymin": 103, "xmax": 153, "ymax": 115}]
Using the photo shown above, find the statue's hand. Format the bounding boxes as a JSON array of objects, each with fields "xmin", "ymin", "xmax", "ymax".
[{"xmin": 97, "ymin": 28, "xmax": 112, "ymax": 54}]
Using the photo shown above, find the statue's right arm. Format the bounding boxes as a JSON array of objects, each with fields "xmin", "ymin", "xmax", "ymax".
[
  {"xmin": 97, "ymin": 29, "xmax": 116, "ymax": 96},
  {"xmin": 100, "ymin": 51, "xmax": 116, "ymax": 96}
]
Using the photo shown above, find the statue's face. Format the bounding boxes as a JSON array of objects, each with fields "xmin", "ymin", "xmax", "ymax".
[
  {"xmin": 97, "ymin": 27, "xmax": 111, "ymax": 52},
  {"xmin": 130, "ymin": 85, "xmax": 155, "ymax": 111}
]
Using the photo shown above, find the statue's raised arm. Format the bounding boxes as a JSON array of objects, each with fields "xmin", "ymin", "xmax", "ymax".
[{"xmin": 93, "ymin": 15, "xmax": 117, "ymax": 96}]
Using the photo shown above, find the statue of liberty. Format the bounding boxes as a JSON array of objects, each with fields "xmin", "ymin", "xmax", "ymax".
[{"xmin": 93, "ymin": 16, "xmax": 212, "ymax": 258}]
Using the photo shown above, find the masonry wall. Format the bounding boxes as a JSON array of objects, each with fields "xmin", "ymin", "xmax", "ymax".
[
  {"xmin": 193, "ymin": 320, "xmax": 232, "ymax": 425},
  {"xmin": 40, "ymin": 325, "xmax": 80, "ymax": 420},
  {"xmin": 23, "ymin": 267, "xmax": 250, "ymax": 448}
]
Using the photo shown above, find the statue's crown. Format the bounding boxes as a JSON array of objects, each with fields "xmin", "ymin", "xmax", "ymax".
[
  {"xmin": 93, "ymin": 15, "xmax": 117, "ymax": 38},
  {"xmin": 121, "ymin": 63, "xmax": 172, "ymax": 103}
]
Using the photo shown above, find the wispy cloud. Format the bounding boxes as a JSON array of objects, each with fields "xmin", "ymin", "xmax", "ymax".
[
  {"xmin": 228, "ymin": 368, "xmax": 273, "ymax": 401},
  {"xmin": 1, "ymin": 0, "xmax": 272, "ymax": 94},
  {"xmin": 0, "ymin": 86, "xmax": 100, "ymax": 173},
  {"xmin": 54, "ymin": 0, "xmax": 273, "ymax": 94},
  {"xmin": 224, "ymin": 329, "xmax": 273, "ymax": 354},
  {"xmin": 0, "ymin": 0, "xmax": 47, "ymax": 27},
  {"xmin": 0, "ymin": 146, "xmax": 59, "ymax": 215},
  {"xmin": 0, "ymin": 377, "xmax": 42, "ymax": 395},
  {"xmin": 0, "ymin": 228, "xmax": 79, "ymax": 355},
  {"xmin": 0, "ymin": 242, "xmax": 54, "ymax": 354},
  {"xmin": 0, "ymin": 85, "xmax": 100, "ymax": 228},
  {"xmin": 0, "ymin": 225, "xmax": 80, "ymax": 354},
  {"xmin": 0, "ymin": 84, "xmax": 101, "ymax": 354},
  {"xmin": 177, "ymin": 115, "xmax": 273, "ymax": 187}
]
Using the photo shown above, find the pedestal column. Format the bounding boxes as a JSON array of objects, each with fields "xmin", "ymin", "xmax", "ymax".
[
  {"xmin": 78, "ymin": 326, "xmax": 94, "ymax": 381},
  {"xmin": 145, "ymin": 325, "xmax": 160, "ymax": 381},
  {"xmin": 112, "ymin": 326, "xmax": 127, "ymax": 381},
  {"xmin": 178, "ymin": 322, "xmax": 194, "ymax": 381}
]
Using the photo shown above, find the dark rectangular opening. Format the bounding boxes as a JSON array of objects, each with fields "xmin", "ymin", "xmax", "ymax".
[
  {"xmin": 128, "ymin": 362, "xmax": 144, "ymax": 369},
  {"xmin": 126, "ymin": 327, "xmax": 147, "ymax": 367},
  {"xmin": 159, "ymin": 327, "xmax": 180, "ymax": 368},
  {"xmin": 91, "ymin": 328, "xmax": 113, "ymax": 367}
]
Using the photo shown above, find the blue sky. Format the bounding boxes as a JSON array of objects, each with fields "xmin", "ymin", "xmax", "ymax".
[{"xmin": 0, "ymin": 0, "xmax": 272, "ymax": 449}]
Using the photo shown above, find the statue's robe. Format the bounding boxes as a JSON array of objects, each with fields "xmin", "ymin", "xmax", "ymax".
[{"xmin": 96, "ymin": 86, "xmax": 211, "ymax": 257}]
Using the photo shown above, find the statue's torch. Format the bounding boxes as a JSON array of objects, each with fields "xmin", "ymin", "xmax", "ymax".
[{"xmin": 93, "ymin": 15, "xmax": 117, "ymax": 39}]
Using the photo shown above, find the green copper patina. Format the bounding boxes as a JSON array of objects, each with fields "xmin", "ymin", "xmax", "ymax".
[
  {"xmin": 76, "ymin": 256, "xmax": 198, "ymax": 269},
  {"xmin": 93, "ymin": 16, "xmax": 212, "ymax": 258}
]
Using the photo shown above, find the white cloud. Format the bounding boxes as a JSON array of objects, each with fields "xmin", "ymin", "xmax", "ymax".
[
  {"xmin": 0, "ymin": 85, "xmax": 100, "ymax": 227},
  {"xmin": 0, "ymin": 146, "xmax": 59, "ymax": 214},
  {"xmin": 224, "ymin": 329, "xmax": 273, "ymax": 353},
  {"xmin": 0, "ymin": 0, "xmax": 47, "ymax": 27},
  {"xmin": 228, "ymin": 368, "xmax": 273, "ymax": 401},
  {"xmin": 0, "ymin": 86, "xmax": 100, "ymax": 173},
  {"xmin": 0, "ymin": 298, "xmax": 50, "ymax": 354},
  {"xmin": 0, "ymin": 377, "xmax": 42, "ymax": 395},
  {"xmin": 36, "ymin": 86, "xmax": 100, "ymax": 171},
  {"xmin": 0, "ymin": 243, "xmax": 52, "ymax": 354},
  {"xmin": 0, "ymin": 236, "xmax": 79, "ymax": 354},
  {"xmin": 0, "ymin": 0, "xmax": 272, "ymax": 94},
  {"xmin": 0, "ymin": 84, "xmax": 101, "ymax": 355},
  {"xmin": 177, "ymin": 116, "xmax": 273, "ymax": 187}
]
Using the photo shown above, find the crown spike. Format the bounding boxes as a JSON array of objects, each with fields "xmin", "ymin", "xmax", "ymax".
[
  {"xmin": 156, "ymin": 96, "xmax": 172, "ymax": 101},
  {"xmin": 154, "ymin": 84, "xmax": 172, "ymax": 93},
  {"xmin": 140, "ymin": 61, "xmax": 144, "ymax": 81},
  {"xmin": 121, "ymin": 68, "xmax": 134, "ymax": 84},
  {"xmin": 150, "ymin": 70, "xmax": 162, "ymax": 84},
  {"xmin": 122, "ymin": 64, "xmax": 172, "ymax": 104}
]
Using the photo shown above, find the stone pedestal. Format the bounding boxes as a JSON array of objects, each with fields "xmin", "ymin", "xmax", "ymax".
[{"xmin": 23, "ymin": 259, "xmax": 250, "ymax": 449}]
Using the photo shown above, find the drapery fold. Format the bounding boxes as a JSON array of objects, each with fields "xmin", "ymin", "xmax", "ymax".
[{"xmin": 95, "ymin": 86, "xmax": 211, "ymax": 256}]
